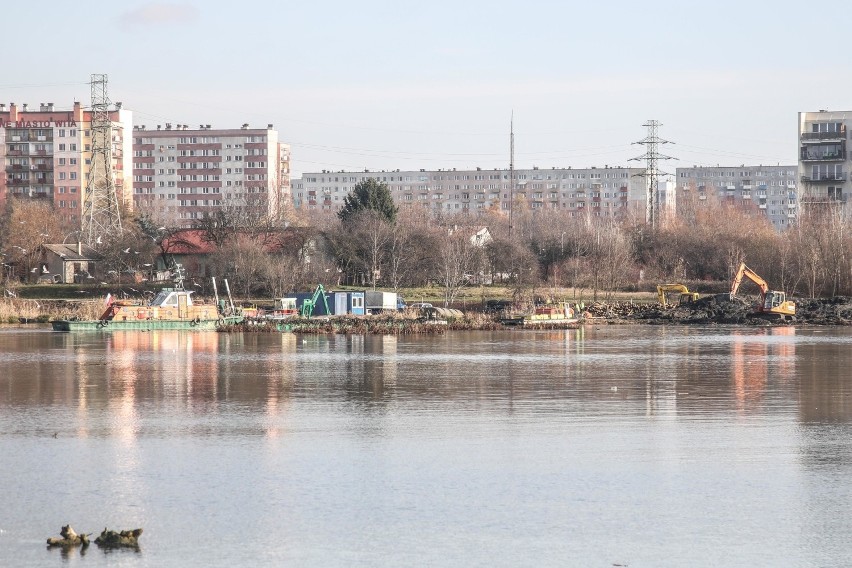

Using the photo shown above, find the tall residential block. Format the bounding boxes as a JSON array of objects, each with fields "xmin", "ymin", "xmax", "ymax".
[
  {"xmin": 0, "ymin": 101, "xmax": 132, "ymax": 222},
  {"xmin": 798, "ymin": 110, "xmax": 850, "ymax": 207},
  {"xmin": 131, "ymin": 123, "xmax": 291, "ymax": 226},
  {"xmin": 675, "ymin": 165, "xmax": 798, "ymax": 229},
  {"xmin": 292, "ymin": 166, "xmax": 648, "ymax": 219}
]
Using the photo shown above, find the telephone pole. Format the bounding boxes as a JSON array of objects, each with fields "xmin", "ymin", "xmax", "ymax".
[
  {"xmin": 82, "ymin": 73, "xmax": 122, "ymax": 245},
  {"xmin": 630, "ymin": 120, "xmax": 673, "ymax": 230}
]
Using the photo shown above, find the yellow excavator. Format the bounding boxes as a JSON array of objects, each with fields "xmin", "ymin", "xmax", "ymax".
[
  {"xmin": 657, "ymin": 284, "xmax": 699, "ymax": 308},
  {"xmin": 729, "ymin": 262, "xmax": 796, "ymax": 320}
]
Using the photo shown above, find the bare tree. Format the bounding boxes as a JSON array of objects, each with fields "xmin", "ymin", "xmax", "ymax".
[
  {"xmin": 435, "ymin": 218, "xmax": 484, "ymax": 307},
  {"xmin": 0, "ymin": 200, "xmax": 71, "ymax": 281}
]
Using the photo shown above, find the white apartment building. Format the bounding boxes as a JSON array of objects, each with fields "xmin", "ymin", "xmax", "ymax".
[
  {"xmin": 292, "ymin": 166, "xmax": 648, "ymax": 219},
  {"xmin": 675, "ymin": 165, "xmax": 798, "ymax": 229},
  {"xmin": 798, "ymin": 110, "xmax": 850, "ymax": 207},
  {"xmin": 131, "ymin": 123, "xmax": 290, "ymax": 226}
]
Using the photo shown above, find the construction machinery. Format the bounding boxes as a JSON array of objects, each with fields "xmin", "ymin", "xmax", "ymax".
[
  {"xmin": 657, "ymin": 284, "xmax": 699, "ymax": 308},
  {"xmin": 300, "ymin": 284, "xmax": 331, "ymax": 318},
  {"xmin": 729, "ymin": 262, "xmax": 796, "ymax": 320}
]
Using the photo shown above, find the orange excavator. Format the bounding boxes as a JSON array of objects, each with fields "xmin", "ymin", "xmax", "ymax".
[{"xmin": 729, "ymin": 262, "xmax": 796, "ymax": 321}]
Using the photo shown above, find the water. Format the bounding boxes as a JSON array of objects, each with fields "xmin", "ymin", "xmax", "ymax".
[{"xmin": 1, "ymin": 325, "xmax": 852, "ymax": 567}]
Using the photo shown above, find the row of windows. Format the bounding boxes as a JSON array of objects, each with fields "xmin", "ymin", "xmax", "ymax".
[
  {"xmin": 679, "ymin": 170, "xmax": 796, "ymax": 178},
  {"xmin": 135, "ymin": 137, "xmax": 261, "ymax": 145},
  {"xmin": 306, "ymin": 171, "xmax": 633, "ymax": 184}
]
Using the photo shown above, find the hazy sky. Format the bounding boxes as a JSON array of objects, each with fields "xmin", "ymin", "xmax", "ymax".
[{"xmin": 3, "ymin": 0, "xmax": 844, "ymax": 176}]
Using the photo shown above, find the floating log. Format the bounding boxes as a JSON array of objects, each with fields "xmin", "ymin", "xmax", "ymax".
[
  {"xmin": 46, "ymin": 525, "xmax": 89, "ymax": 548},
  {"xmin": 94, "ymin": 527, "xmax": 143, "ymax": 549}
]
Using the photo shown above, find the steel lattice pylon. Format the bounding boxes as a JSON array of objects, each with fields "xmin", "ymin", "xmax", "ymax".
[
  {"xmin": 81, "ymin": 73, "xmax": 122, "ymax": 245},
  {"xmin": 630, "ymin": 120, "xmax": 674, "ymax": 230}
]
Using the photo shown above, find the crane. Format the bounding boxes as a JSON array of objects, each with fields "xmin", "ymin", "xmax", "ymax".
[
  {"xmin": 729, "ymin": 262, "xmax": 796, "ymax": 320},
  {"xmin": 300, "ymin": 284, "xmax": 330, "ymax": 318}
]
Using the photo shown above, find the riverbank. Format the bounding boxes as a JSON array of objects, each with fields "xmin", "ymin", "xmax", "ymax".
[
  {"xmin": 584, "ymin": 294, "xmax": 852, "ymax": 326},
  {"xmin": 5, "ymin": 294, "xmax": 852, "ymax": 331}
]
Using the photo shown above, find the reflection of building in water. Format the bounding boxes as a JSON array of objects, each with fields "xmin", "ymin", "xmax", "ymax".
[
  {"xmin": 108, "ymin": 330, "xmax": 221, "ymax": 403},
  {"xmin": 264, "ymin": 333, "xmax": 298, "ymax": 439},
  {"xmin": 731, "ymin": 328, "xmax": 799, "ymax": 413},
  {"xmin": 797, "ymin": 332, "xmax": 852, "ymax": 424},
  {"xmin": 731, "ymin": 331, "xmax": 769, "ymax": 411},
  {"xmin": 360, "ymin": 335, "xmax": 397, "ymax": 401}
]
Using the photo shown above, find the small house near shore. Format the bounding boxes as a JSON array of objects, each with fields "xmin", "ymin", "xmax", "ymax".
[{"xmin": 41, "ymin": 243, "xmax": 102, "ymax": 284}]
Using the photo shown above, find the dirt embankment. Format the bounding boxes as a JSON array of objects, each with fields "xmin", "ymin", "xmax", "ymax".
[{"xmin": 584, "ymin": 295, "xmax": 852, "ymax": 325}]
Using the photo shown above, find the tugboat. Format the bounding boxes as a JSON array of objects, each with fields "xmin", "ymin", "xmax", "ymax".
[{"xmin": 51, "ymin": 273, "xmax": 243, "ymax": 332}]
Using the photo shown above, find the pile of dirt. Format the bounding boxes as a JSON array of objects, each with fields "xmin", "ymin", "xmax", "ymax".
[
  {"xmin": 795, "ymin": 296, "xmax": 852, "ymax": 325},
  {"xmin": 583, "ymin": 295, "xmax": 852, "ymax": 325},
  {"xmin": 583, "ymin": 301, "xmax": 662, "ymax": 321}
]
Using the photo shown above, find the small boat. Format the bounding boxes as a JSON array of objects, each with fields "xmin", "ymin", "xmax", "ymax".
[
  {"xmin": 501, "ymin": 302, "xmax": 579, "ymax": 326},
  {"xmin": 51, "ymin": 287, "xmax": 243, "ymax": 332},
  {"xmin": 260, "ymin": 297, "xmax": 299, "ymax": 321}
]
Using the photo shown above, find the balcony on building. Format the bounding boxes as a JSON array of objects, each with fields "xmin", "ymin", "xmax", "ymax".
[
  {"xmin": 801, "ymin": 124, "xmax": 846, "ymax": 142},
  {"xmin": 800, "ymin": 172, "xmax": 847, "ymax": 183},
  {"xmin": 800, "ymin": 142, "xmax": 846, "ymax": 161}
]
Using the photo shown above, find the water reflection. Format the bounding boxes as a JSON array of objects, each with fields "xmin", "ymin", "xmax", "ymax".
[
  {"xmin": 1, "ymin": 326, "xmax": 851, "ymax": 430},
  {"xmin": 3, "ymin": 326, "xmax": 852, "ymax": 567}
]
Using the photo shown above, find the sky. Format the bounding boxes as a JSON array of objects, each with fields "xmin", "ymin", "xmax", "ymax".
[{"xmin": 3, "ymin": 0, "xmax": 847, "ymax": 177}]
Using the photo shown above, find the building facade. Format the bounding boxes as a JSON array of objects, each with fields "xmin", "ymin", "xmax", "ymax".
[
  {"xmin": 131, "ymin": 124, "xmax": 290, "ymax": 226},
  {"xmin": 0, "ymin": 101, "xmax": 132, "ymax": 222},
  {"xmin": 292, "ymin": 166, "xmax": 648, "ymax": 219},
  {"xmin": 798, "ymin": 110, "xmax": 850, "ymax": 208},
  {"xmin": 675, "ymin": 165, "xmax": 798, "ymax": 229}
]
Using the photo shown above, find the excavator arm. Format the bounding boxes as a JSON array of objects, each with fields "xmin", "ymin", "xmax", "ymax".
[
  {"xmin": 730, "ymin": 263, "xmax": 769, "ymax": 299},
  {"xmin": 300, "ymin": 284, "xmax": 330, "ymax": 318}
]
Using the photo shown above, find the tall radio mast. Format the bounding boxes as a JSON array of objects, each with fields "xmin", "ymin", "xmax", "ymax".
[{"xmin": 509, "ymin": 112, "xmax": 515, "ymax": 237}]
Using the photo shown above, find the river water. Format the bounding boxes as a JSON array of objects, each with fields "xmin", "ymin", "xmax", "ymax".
[{"xmin": 1, "ymin": 325, "xmax": 851, "ymax": 567}]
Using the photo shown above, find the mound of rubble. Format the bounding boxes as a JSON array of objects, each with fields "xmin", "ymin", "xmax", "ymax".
[{"xmin": 583, "ymin": 295, "xmax": 852, "ymax": 325}]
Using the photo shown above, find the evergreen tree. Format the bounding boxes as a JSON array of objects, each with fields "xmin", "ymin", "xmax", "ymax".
[{"xmin": 338, "ymin": 178, "xmax": 398, "ymax": 224}]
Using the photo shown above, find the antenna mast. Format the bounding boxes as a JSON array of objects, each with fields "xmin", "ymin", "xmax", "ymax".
[
  {"xmin": 630, "ymin": 120, "xmax": 673, "ymax": 230},
  {"xmin": 509, "ymin": 112, "xmax": 515, "ymax": 237},
  {"xmin": 82, "ymin": 73, "xmax": 122, "ymax": 245}
]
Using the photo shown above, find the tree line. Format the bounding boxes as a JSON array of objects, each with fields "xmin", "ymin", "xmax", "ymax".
[{"xmin": 1, "ymin": 179, "xmax": 851, "ymax": 301}]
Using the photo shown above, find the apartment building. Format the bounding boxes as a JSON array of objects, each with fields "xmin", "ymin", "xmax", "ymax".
[
  {"xmin": 798, "ymin": 110, "xmax": 850, "ymax": 208},
  {"xmin": 292, "ymin": 166, "xmax": 648, "ymax": 219},
  {"xmin": 675, "ymin": 165, "xmax": 798, "ymax": 229},
  {"xmin": 0, "ymin": 101, "xmax": 132, "ymax": 222},
  {"xmin": 131, "ymin": 124, "xmax": 291, "ymax": 226}
]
